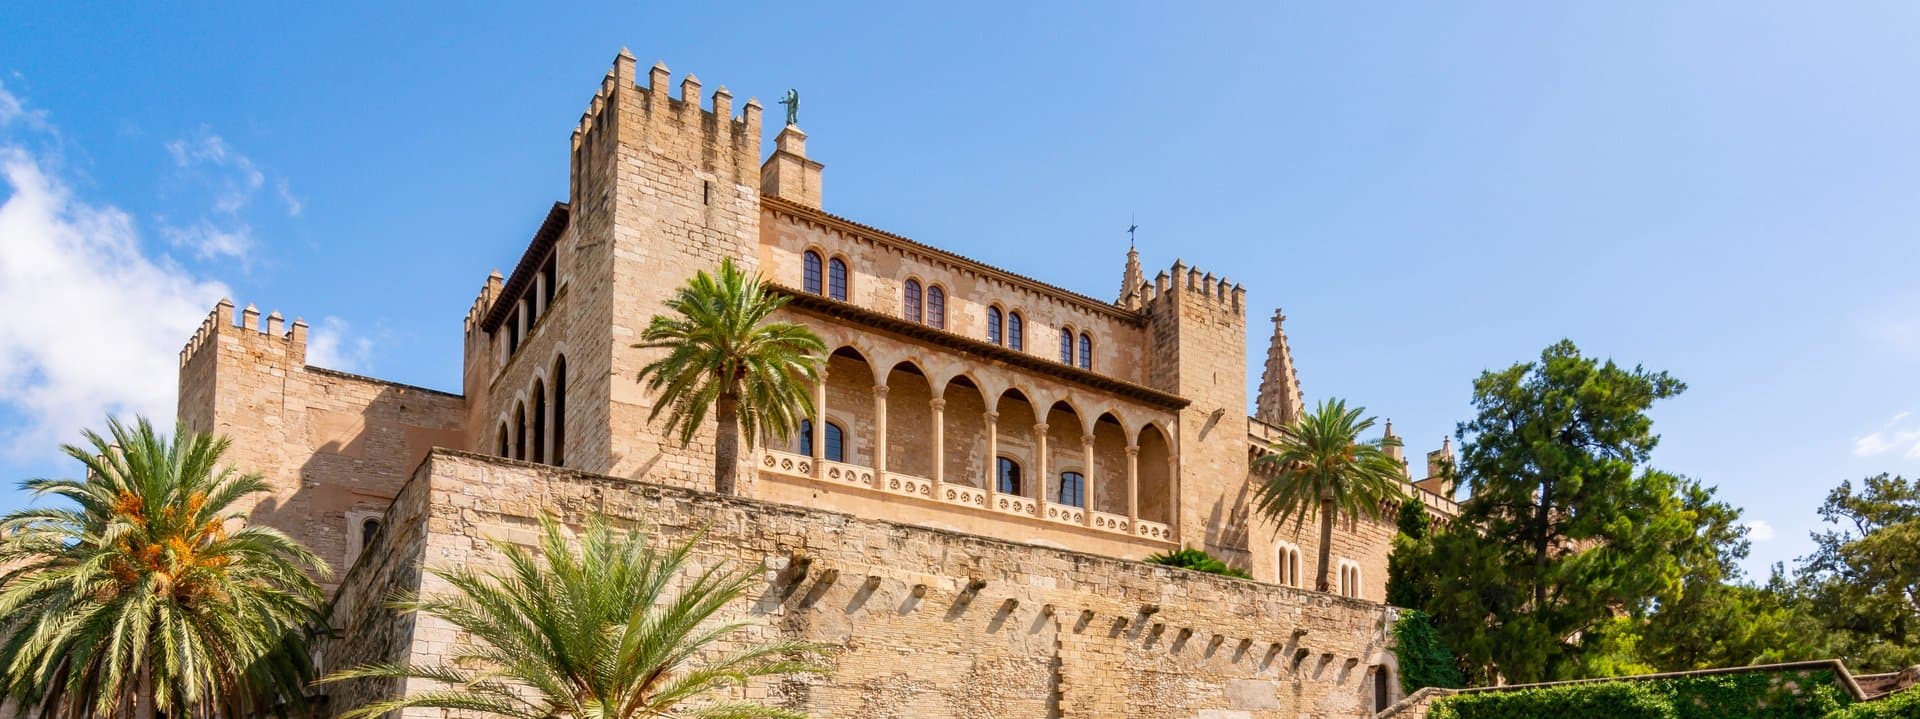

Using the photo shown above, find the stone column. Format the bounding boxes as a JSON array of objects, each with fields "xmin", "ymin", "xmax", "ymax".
[
  {"xmin": 1032, "ymin": 422, "xmax": 1050, "ymax": 517},
  {"xmin": 1081, "ymin": 433, "xmax": 1097, "ymax": 525},
  {"xmin": 929, "ymin": 397, "xmax": 947, "ymax": 487},
  {"xmin": 810, "ymin": 370, "xmax": 828, "ymax": 475},
  {"xmin": 872, "ymin": 384, "xmax": 890, "ymax": 474},
  {"xmin": 1125, "ymin": 443, "xmax": 1140, "ymax": 523},
  {"xmin": 983, "ymin": 411, "xmax": 1000, "ymax": 503}
]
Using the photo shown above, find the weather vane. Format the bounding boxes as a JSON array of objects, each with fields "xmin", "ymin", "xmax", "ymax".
[
  {"xmin": 1128, "ymin": 215, "xmax": 1138, "ymax": 249},
  {"xmin": 779, "ymin": 89, "xmax": 800, "ymax": 127}
]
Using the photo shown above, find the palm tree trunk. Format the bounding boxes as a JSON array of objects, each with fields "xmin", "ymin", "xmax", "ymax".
[
  {"xmin": 1316, "ymin": 497, "xmax": 1335, "ymax": 593},
  {"xmin": 714, "ymin": 391, "xmax": 740, "ymax": 495}
]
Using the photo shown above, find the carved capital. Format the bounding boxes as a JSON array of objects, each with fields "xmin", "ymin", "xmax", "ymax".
[
  {"xmin": 1032, "ymin": 422, "xmax": 1050, "ymax": 435},
  {"xmin": 873, "ymin": 384, "xmax": 889, "ymax": 399},
  {"xmin": 929, "ymin": 398, "xmax": 947, "ymax": 412},
  {"xmin": 1126, "ymin": 445, "xmax": 1140, "ymax": 457}
]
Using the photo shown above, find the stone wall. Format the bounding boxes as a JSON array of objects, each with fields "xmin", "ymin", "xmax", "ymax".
[
  {"xmin": 317, "ymin": 450, "xmax": 1403, "ymax": 718},
  {"xmin": 176, "ymin": 300, "xmax": 466, "ymax": 590}
]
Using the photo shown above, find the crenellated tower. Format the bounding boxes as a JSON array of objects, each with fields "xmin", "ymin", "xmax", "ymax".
[
  {"xmin": 561, "ymin": 50, "xmax": 766, "ymax": 485},
  {"xmin": 1139, "ymin": 258, "xmax": 1251, "ymax": 565}
]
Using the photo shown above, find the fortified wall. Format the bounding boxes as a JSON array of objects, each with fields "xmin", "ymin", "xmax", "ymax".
[{"xmin": 321, "ymin": 450, "xmax": 1402, "ymax": 718}]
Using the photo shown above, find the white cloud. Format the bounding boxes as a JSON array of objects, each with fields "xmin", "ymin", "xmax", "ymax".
[
  {"xmin": 275, "ymin": 178, "xmax": 302, "ymax": 216},
  {"xmin": 1853, "ymin": 411, "xmax": 1920, "ymax": 460},
  {"xmin": 159, "ymin": 217, "xmax": 254, "ymax": 261},
  {"xmin": 1743, "ymin": 520, "xmax": 1775, "ymax": 542},
  {"xmin": 157, "ymin": 127, "xmax": 301, "ymax": 260},
  {"xmin": 0, "ymin": 85, "xmax": 230, "ymax": 455},
  {"xmin": 304, "ymin": 316, "xmax": 371, "ymax": 373}
]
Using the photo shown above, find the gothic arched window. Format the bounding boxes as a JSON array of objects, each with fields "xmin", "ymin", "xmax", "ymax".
[
  {"xmin": 926, "ymin": 285, "xmax": 946, "ymax": 329},
  {"xmin": 1059, "ymin": 328, "xmax": 1074, "ymax": 364},
  {"xmin": 904, "ymin": 280, "xmax": 923, "ymax": 322},
  {"xmin": 996, "ymin": 457, "xmax": 1022, "ymax": 495},
  {"xmin": 803, "ymin": 251, "xmax": 824, "ymax": 294},
  {"xmin": 987, "ymin": 307, "xmax": 1003, "ymax": 345},
  {"xmin": 1078, "ymin": 332, "xmax": 1093, "ymax": 370},
  {"xmin": 530, "ymin": 379, "xmax": 547, "ymax": 464},
  {"xmin": 1008, "ymin": 312, "xmax": 1024, "ymax": 351},
  {"xmin": 1059, "ymin": 471, "xmax": 1085, "ymax": 507},
  {"xmin": 827, "ymin": 258, "xmax": 849, "ymax": 301}
]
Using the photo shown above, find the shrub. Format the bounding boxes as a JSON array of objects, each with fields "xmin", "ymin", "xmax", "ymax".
[
  {"xmin": 1145, "ymin": 547, "xmax": 1251, "ymax": 579},
  {"xmin": 1429, "ymin": 669, "xmax": 1856, "ymax": 719},
  {"xmin": 1394, "ymin": 610, "xmax": 1465, "ymax": 693},
  {"xmin": 1828, "ymin": 690, "xmax": 1920, "ymax": 719}
]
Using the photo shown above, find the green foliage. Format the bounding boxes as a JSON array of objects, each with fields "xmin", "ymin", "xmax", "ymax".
[
  {"xmin": 1828, "ymin": 689, "xmax": 1920, "ymax": 719},
  {"xmin": 1253, "ymin": 398, "xmax": 1406, "ymax": 592},
  {"xmin": 1430, "ymin": 670, "xmax": 1852, "ymax": 719},
  {"xmin": 1424, "ymin": 340, "xmax": 1703, "ymax": 683},
  {"xmin": 1393, "ymin": 610, "xmax": 1464, "ymax": 693},
  {"xmin": 1146, "ymin": 547, "xmax": 1251, "ymax": 579},
  {"xmin": 322, "ymin": 512, "xmax": 829, "ymax": 719},
  {"xmin": 1386, "ymin": 496, "xmax": 1432, "ymax": 610},
  {"xmin": 633, "ymin": 258, "xmax": 826, "ymax": 493},
  {"xmin": 0, "ymin": 416, "xmax": 328, "ymax": 718},
  {"xmin": 1800, "ymin": 474, "xmax": 1920, "ymax": 672}
]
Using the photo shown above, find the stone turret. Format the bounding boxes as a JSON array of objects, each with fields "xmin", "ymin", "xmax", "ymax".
[
  {"xmin": 1118, "ymin": 245, "xmax": 1145, "ymax": 310},
  {"xmin": 1254, "ymin": 309, "xmax": 1304, "ymax": 426}
]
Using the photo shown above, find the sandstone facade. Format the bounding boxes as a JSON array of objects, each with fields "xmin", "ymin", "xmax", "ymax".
[{"xmin": 177, "ymin": 48, "xmax": 1464, "ymax": 716}]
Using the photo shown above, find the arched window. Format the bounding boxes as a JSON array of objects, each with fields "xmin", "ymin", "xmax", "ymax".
[
  {"xmin": 1008, "ymin": 312, "xmax": 1024, "ymax": 351},
  {"xmin": 799, "ymin": 419, "xmax": 845, "ymax": 462},
  {"xmin": 1059, "ymin": 328, "xmax": 1074, "ymax": 364},
  {"xmin": 827, "ymin": 258, "xmax": 849, "ymax": 301},
  {"xmin": 530, "ymin": 379, "xmax": 547, "ymax": 464},
  {"xmin": 903, "ymin": 279, "xmax": 923, "ymax": 322},
  {"xmin": 361, "ymin": 517, "xmax": 382, "ymax": 549},
  {"xmin": 926, "ymin": 285, "xmax": 946, "ymax": 329},
  {"xmin": 803, "ymin": 251, "xmax": 824, "ymax": 294},
  {"xmin": 513, "ymin": 403, "xmax": 527, "ymax": 461},
  {"xmin": 497, "ymin": 422, "xmax": 509, "ymax": 457},
  {"xmin": 987, "ymin": 307, "xmax": 1003, "ymax": 345},
  {"xmin": 551, "ymin": 356, "xmax": 567, "ymax": 467},
  {"xmin": 1078, "ymin": 333, "xmax": 1093, "ymax": 370},
  {"xmin": 1278, "ymin": 543, "xmax": 1302, "ymax": 588},
  {"xmin": 1059, "ymin": 471, "xmax": 1085, "ymax": 507},
  {"xmin": 996, "ymin": 457, "xmax": 1022, "ymax": 495}
]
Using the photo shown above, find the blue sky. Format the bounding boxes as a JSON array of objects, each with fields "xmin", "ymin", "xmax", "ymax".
[{"xmin": 2, "ymin": 3, "xmax": 1917, "ymax": 577}]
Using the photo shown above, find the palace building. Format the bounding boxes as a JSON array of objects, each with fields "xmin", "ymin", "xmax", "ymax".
[{"xmin": 177, "ymin": 50, "xmax": 1460, "ymax": 717}]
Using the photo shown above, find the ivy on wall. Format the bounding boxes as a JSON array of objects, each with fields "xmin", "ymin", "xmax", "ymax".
[{"xmin": 1394, "ymin": 610, "xmax": 1464, "ymax": 694}]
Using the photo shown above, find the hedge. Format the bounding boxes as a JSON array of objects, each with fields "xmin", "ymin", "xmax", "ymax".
[
  {"xmin": 1430, "ymin": 669, "xmax": 1854, "ymax": 719},
  {"xmin": 1828, "ymin": 689, "xmax": 1920, "ymax": 719},
  {"xmin": 1393, "ymin": 610, "xmax": 1464, "ymax": 693}
]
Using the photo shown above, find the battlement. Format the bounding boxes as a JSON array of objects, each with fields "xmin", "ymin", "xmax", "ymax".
[
  {"xmin": 1139, "ymin": 259, "xmax": 1246, "ymax": 317},
  {"xmin": 462, "ymin": 270, "xmax": 505, "ymax": 335},
  {"xmin": 178, "ymin": 298, "xmax": 308, "ymax": 369},
  {"xmin": 569, "ymin": 49, "xmax": 762, "ymax": 180}
]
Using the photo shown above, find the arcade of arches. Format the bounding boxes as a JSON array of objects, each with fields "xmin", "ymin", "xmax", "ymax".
[{"xmin": 763, "ymin": 346, "xmax": 1177, "ymax": 541}]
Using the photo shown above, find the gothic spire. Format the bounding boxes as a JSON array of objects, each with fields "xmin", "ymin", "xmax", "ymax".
[
  {"xmin": 1118, "ymin": 243, "xmax": 1145, "ymax": 310},
  {"xmin": 1254, "ymin": 309, "xmax": 1304, "ymax": 426}
]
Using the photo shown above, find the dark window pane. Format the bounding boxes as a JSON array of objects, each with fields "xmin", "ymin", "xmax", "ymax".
[
  {"xmin": 1060, "ymin": 471, "xmax": 1085, "ymax": 507},
  {"xmin": 997, "ymin": 457, "xmax": 1022, "ymax": 495},
  {"xmin": 803, "ymin": 251, "xmax": 823, "ymax": 294},
  {"xmin": 904, "ymin": 280, "xmax": 923, "ymax": 322},
  {"xmin": 927, "ymin": 286, "xmax": 945, "ymax": 329},
  {"xmin": 828, "ymin": 258, "xmax": 849, "ymax": 301},
  {"xmin": 987, "ymin": 307, "xmax": 1002, "ymax": 345},
  {"xmin": 1079, "ymin": 333, "xmax": 1092, "ymax": 370},
  {"xmin": 1059, "ymin": 328, "xmax": 1073, "ymax": 364},
  {"xmin": 1009, "ymin": 313, "xmax": 1023, "ymax": 351},
  {"xmin": 825, "ymin": 422, "xmax": 844, "ymax": 462}
]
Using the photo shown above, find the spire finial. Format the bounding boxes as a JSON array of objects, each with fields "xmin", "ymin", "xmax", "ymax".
[{"xmin": 1127, "ymin": 214, "xmax": 1138, "ymax": 250}]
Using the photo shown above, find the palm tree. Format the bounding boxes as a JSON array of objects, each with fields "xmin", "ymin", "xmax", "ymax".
[
  {"xmin": 634, "ymin": 258, "xmax": 826, "ymax": 495},
  {"xmin": 0, "ymin": 416, "xmax": 327, "ymax": 718},
  {"xmin": 1253, "ymin": 399, "xmax": 1407, "ymax": 593},
  {"xmin": 322, "ymin": 513, "xmax": 828, "ymax": 719}
]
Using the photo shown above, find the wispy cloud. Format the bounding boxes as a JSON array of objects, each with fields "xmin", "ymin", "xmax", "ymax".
[
  {"xmin": 304, "ymin": 316, "xmax": 372, "ymax": 373},
  {"xmin": 158, "ymin": 126, "xmax": 300, "ymax": 260},
  {"xmin": 1853, "ymin": 411, "xmax": 1920, "ymax": 460},
  {"xmin": 0, "ymin": 83, "xmax": 230, "ymax": 456},
  {"xmin": 1743, "ymin": 520, "xmax": 1775, "ymax": 542}
]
